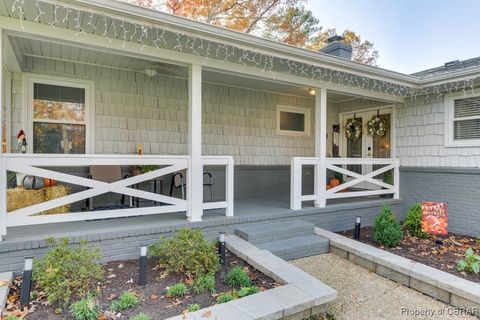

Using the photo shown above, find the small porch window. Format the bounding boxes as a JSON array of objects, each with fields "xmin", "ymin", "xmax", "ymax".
[
  {"xmin": 445, "ymin": 92, "xmax": 480, "ymax": 147},
  {"xmin": 276, "ymin": 105, "xmax": 310, "ymax": 136},
  {"xmin": 27, "ymin": 76, "xmax": 93, "ymax": 154}
]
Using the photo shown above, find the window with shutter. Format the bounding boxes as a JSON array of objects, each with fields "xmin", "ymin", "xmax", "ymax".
[{"xmin": 445, "ymin": 93, "xmax": 480, "ymax": 147}]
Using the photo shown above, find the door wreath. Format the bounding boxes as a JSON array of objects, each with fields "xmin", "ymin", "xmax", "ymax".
[
  {"xmin": 366, "ymin": 112, "xmax": 388, "ymax": 137},
  {"xmin": 344, "ymin": 117, "xmax": 362, "ymax": 141}
]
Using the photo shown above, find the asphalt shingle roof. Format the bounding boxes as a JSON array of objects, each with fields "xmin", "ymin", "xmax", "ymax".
[{"xmin": 412, "ymin": 56, "xmax": 480, "ymax": 79}]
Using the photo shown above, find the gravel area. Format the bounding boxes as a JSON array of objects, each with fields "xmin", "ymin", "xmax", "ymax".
[{"xmin": 291, "ymin": 254, "xmax": 478, "ymax": 320}]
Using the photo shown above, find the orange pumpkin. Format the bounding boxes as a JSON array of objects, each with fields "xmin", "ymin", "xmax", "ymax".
[
  {"xmin": 43, "ymin": 178, "xmax": 57, "ymax": 187},
  {"xmin": 329, "ymin": 176, "xmax": 340, "ymax": 187}
]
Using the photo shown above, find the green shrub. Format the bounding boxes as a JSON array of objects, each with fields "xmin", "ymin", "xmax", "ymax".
[
  {"xmin": 373, "ymin": 205, "xmax": 403, "ymax": 247},
  {"xmin": 238, "ymin": 286, "xmax": 259, "ymax": 298},
  {"xmin": 383, "ymin": 169, "xmax": 394, "ymax": 185},
  {"xmin": 129, "ymin": 313, "xmax": 151, "ymax": 320},
  {"xmin": 33, "ymin": 238, "xmax": 104, "ymax": 306},
  {"xmin": 166, "ymin": 282, "xmax": 187, "ymax": 298},
  {"xmin": 457, "ymin": 247, "xmax": 480, "ymax": 274},
  {"xmin": 216, "ymin": 291, "xmax": 236, "ymax": 304},
  {"xmin": 187, "ymin": 303, "xmax": 201, "ymax": 312},
  {"xmin": 69, "ymin": 296, "xmax": 101, "ymax": 320},
  {"xmin": 4, "ymin": 315, "xmax": 22, "ymax": 320},
  {"xmin": 192, "ymin": 274, "xmax": 216, "ymax": 294},
  {"xmin": 404, "ymin": 203, "xmax": 429, "ymax": 238},
  {"xmin": 224, "ymin": 267, "xmax": 251, "ymax": 288},
  {"xmin": 149, "ymin": 228, "xmax": 220, "ymax": 278},
  {"xmin": 109, "ymin": 291, "xmax": 139, "ymax": 312}
]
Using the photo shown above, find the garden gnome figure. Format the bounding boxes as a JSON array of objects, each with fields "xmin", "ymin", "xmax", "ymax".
[
  {"xmin": 17, "ymin": 129, "xmax": 27, "ymax": 153},
  {"xmin": 16, "ymin": 129, "xmax": 27, "ymax": 187}
]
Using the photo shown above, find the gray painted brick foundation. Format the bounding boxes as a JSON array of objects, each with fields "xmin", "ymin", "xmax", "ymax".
[
  {"xmin": 400, "ymin": 166, "xmax": 480, "ymax": 236},
  {"xmin": 0, "ymin": 199, "xmax": 402, "ymax": 274}
]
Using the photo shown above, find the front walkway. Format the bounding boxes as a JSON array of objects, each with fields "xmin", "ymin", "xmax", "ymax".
[{"xmin": 292, "ymin": 254, "xmax": 477, "ymax": 320}]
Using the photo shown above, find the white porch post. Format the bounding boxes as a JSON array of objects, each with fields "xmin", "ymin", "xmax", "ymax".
[
  {"xmin": 315, "ymin": 88, "xmax": 327, "ymax": 208},
  {"xmin": 0, "ymin": 28, "xmax": 6, "ymax": 239},
  {"xmin": 187, "ymin": 64, "xmax": 203, "ymax": 222}
]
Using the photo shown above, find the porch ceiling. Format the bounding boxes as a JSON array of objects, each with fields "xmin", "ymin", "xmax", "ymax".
[{"xmin": 6, "ymin": 34, "xmax": 358, "ymax": 102}]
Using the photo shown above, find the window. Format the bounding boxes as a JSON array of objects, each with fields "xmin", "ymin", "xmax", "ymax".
[
  {"xmin": 276, "ymin": 105, "xmax": 310, "ymax": 136},
  {"xmin": 445, "ymin": 92, "xmax": 480, "ymax": 147},
  {"xmin": 27, "ymin": 76, "xmax": 93, "ymax": 154}
]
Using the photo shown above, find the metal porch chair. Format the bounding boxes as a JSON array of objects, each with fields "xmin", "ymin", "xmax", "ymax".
[{"xmin": 169, "ymin": 169, "xmax": 214, "ymax": 202}]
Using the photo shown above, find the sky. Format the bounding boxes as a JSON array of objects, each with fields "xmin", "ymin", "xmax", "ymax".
[{"xmin": 306, "ymin": 0, "xmax": 480, "ymax": 74}]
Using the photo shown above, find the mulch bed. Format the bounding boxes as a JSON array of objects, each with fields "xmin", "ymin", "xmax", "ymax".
[
  {"xmin": 338, "ymin": 227, "xmax": 480, "ymax": 284},
  {"xmin": 3, "ymin": 250, "xmax": 279, "ymax": 320}
]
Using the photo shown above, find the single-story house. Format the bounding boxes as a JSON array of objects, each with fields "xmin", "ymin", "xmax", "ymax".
[{"xmin": 0, "ymin": 0, "xmax": 479, "ymax": 271}]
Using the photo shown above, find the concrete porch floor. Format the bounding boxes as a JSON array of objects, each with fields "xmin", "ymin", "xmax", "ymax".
[{"xmin": 4, "ymin": 194, "xmax": 397, "ymax": 243}]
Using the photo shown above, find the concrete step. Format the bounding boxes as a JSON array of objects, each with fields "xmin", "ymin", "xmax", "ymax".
[
  {"xmin": 257, "ymin": 235, "xmax": 330, "ymax": 261},
  {"xmin": 235, "ymin": 220, "xmax": 314, "ymax": 245}
]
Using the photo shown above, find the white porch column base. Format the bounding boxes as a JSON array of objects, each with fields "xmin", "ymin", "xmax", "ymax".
[
  {"xmin": 187, "ymin": 64, "xmax": 203, "ymax": 222},
  {"xmin": 0, "ymin": 29, "xmax": 6, "ymax": 239},
  {"xmin": 315, "ymin": 88, "xmax": 327, "ymax": 208}
]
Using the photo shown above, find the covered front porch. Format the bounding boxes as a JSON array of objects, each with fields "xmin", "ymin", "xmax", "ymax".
[{"xmin": 0, "ymin": 0, "xmax": 403, "ymax": 243}]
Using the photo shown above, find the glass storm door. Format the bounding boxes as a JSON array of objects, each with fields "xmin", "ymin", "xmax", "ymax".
[{"xmin": 341, "ymin": 107, "xmax": 392, "ymax": 190}]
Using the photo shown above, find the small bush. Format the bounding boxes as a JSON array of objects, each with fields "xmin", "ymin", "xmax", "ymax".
[
  {"xmin": 187, "ymin": 303, "xmax": 201, "ymax": 312},
  {"xmin": 129, "ymin": 313, "xmax": 151, "ymax": 320},
  {"xmin": 109, "ymin": 291, "xmax": 139, "ymax": 312},
  {"xmin": 4, "ymin": 315, "xmax": 21, "ymax": 320},
  {"xmin": 457, "ymin": 247, "xmax": 480, "ymax": 274},
  {"xmin": 149, "ymin": 228, "xmax": 220, "ymax": 279},
  {"xmin": 238, "ymin": 286, "xmax": 259, "ymax": 298},
  {"xmin": 192, "ymin": 274, "xmax": 216, "ymax": 294},
  {"xmin": 166, "ymin": 282, "xmax": 187, "ymax": 298},
  {"xmin": 69, "ymin": 296, "xmax": 101, "ymax": 320},
  {"xmin": 224, "ymin": 267, "xmax": 251, "ymax": 288},
  {"xmin": 404, "ymin": 203, "xmax": 429, "ymax": 238},
  {"xmin": 33, "ymin": 238, "xmax": 104, "ymax": 306},
  {"xmin": 216, "ymin": 291, "xmax": 236, "ymax": 304},
  {"xmin": 373, "ymin": 205, "xmax": 403, "ymax": 247}
]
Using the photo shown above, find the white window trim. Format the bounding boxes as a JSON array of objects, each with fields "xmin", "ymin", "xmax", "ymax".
[
  {"xmin": 23, "ymin": 73, "xmax": 95, "ymax": 154},
  {"xmin": 444, "ymin": 90, "xmax": 480, "ymax": 148},
  {"xmin": 276, "ymin": 105, "xmax": 310, "ymax": 137}
]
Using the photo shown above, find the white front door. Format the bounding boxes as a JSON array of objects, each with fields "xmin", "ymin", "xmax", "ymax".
[{"xmin": 340, "ymin": 106, "xmax": 393, "ymax": 190}]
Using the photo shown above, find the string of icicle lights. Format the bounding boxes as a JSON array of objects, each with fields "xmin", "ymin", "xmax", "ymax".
[{"xmin": 9, "ymin": 0, "xmax": 480, "ymax": 102}]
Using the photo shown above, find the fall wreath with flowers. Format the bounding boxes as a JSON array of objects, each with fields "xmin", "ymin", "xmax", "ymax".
[
  {"xmin": 366, "ymin": 115, "xmax": 388, "ymax": 137},
  {"xmin": 344, "ymin": 118, "xmax": 362, "ymax": 141}
]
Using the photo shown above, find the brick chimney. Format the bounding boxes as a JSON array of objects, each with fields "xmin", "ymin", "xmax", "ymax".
[{"xmin": 320, "ymin": 35, "xmax": 352, "ymax": 60}]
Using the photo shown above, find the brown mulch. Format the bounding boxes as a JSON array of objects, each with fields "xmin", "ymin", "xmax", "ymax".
[
  {"xmin": 3, "ymin": 250, "xmax": 278, "ymax": 320},
  {"xmin": 338, "ymin": 226, "xmax": 480, "ymax": 284}
]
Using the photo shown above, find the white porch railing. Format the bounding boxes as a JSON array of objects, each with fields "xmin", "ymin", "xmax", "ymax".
[
  {"xmin": 203, "ymin": 155, "xmax": 234, "ymax": 217},
  {"xmin": 290, "ymin": 157, "xmax": 400, "ymax": 210},
  {"xmin": 0, "ymin": 154, "xmax": 234, "ymax": 235}
]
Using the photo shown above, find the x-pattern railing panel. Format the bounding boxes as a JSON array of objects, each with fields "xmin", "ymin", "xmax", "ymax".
[
  {"xmin": 4, "ymin": 154, "xmax": 189, "ymax": 227},
  {"xmin": 326, "ymin": 163, "xmax": 395, "ymax": 196},
  {"xmin": 290, "ymin": 157, "xmax": 399, "ymax": 210}
]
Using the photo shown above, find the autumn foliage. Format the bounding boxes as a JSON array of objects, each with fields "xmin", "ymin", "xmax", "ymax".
[{"xmin": 132, "ymin": 0, "xmax": 379, "ymax": 65}]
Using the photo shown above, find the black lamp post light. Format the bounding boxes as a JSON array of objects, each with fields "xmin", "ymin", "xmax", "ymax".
[
  {"xmin": 354, "ymin": 216, "xmax": 361, "ymax": 240},
  {"xmin": 218, "ymin": 232, "xmax": 226, "ymax": 265},
  {"xmin": 20, "ymin": 256, "xmax": 34, "ymax": 310},
  {"xmin": 139, "ymin": 244, "xmax": 148, "ymax": 286}
]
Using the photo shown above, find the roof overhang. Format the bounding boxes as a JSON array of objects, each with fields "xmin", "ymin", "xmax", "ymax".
[{"xmin": 1, "ymin": 0, "xmax": 479, "ymax": 100}]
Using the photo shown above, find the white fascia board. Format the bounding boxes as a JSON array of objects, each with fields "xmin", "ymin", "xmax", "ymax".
[
  {"xmin": 51, "ymin": 0, "xmax": 421, "ymax": 87},
  {"xmin": 0, "ymin": 16, "xmax": 404, "ymax": 103}
]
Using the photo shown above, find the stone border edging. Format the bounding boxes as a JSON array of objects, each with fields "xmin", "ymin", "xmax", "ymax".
[
  {"xmin": 167, "ymin": 235, "xmax": 337, "ymax": 320},
  {"xmin": 315, "ymin": 227, "xmax": 480, "ymax": 315},
  {"xmin": 0, "ymin": 272, "xmax": 13, "ymax": 317}
]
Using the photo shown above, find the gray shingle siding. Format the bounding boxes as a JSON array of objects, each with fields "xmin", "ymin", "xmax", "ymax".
[{"xmin": 11, "ymin": 56, "xmax": 315, "ymax": 165}]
